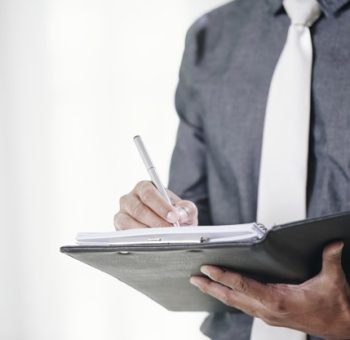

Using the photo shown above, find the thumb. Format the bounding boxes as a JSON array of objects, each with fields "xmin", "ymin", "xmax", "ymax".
[
  {"xmin": 321, "ymin": 241, "xmax": 344, "ymax": 278},
  {"xmin": 175, "ymin": 201, "xmax": 198, "ymax": 225}
]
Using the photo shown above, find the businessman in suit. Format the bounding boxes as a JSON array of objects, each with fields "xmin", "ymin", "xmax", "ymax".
[{"xmin": 114, "ymin": 0, "xmax": 350, "ymax": 339}]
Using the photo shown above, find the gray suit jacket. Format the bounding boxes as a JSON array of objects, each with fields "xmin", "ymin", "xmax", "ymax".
[{"xmin": 168, "ymin": 0, "xmax": 350, "ymax": 339}]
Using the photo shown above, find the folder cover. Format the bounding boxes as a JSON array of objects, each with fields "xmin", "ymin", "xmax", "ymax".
[{"xmin": 60, "ymin": 211, "xmax": 350, "ymax": 312}]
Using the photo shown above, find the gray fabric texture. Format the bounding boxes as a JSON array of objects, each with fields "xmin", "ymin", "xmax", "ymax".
[{"xmin": 168, "ymin": 0, "xmax": 350, "ymax": 338}]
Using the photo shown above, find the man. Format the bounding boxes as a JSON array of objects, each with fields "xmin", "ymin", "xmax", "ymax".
[{"xmin": 114, "ymin": 0, "xmax": 350, "ymax": 338}]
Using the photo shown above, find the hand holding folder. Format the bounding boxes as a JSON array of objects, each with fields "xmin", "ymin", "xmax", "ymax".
[{"xmin": 190, "ymin": 240, "xmax": 350, "ymax": 339}]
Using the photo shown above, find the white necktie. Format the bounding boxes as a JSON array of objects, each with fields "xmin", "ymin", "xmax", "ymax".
[{"xmin": 251, "ymin": 0, "xmax": 321, "ymax": 339}]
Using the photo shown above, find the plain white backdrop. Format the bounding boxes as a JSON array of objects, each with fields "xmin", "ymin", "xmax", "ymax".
[{"xmin": 0, "ymin": 0, "xmax": 230, "ymax": 339}]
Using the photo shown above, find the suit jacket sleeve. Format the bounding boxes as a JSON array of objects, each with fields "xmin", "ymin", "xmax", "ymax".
[{"xmin": 168, "ymin": 17, "xmax": 212, "ymax": 225}]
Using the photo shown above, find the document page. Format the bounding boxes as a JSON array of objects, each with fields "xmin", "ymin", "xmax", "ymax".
[{"xmin": 76, "ymin": 223, "xmax": 264, "ymax": 246}]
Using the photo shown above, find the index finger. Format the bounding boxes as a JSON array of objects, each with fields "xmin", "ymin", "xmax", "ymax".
[
  {"xmin": 190, "ymin": 276, "xmax": 263, "ymax": 317},
  {"xmin": 134, "ymin": 181, "xmax": 179, "ymax": 224},
  {"xmin": 200, "ymin": 266, "xmax": 271, "ymax": 303},
  {"xmin": 167, "ymin": 191, "xmax": 198, "ymax": 225}
]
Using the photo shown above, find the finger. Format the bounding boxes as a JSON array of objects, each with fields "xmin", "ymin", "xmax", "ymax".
[
  {"xmin": 321, "ymin": 241, "xmax": 344, "ymax": 278},
  {"xmin": 166, "ymin": 190, "xmax": 182, "ymax": 204},
  {"xmin": 135, "ymin": 181, "xmax": 179, "ymax": 224},
  {"xmin": 200, "ymin": 266, "xmax": 270, "ymax": 302},
  {"xmin": 166, "ymin": 190, "xmax": 198, "ymax": 225},
  {"xmin": 124, "ymin": 195, "xmax": 171, "ymax": 227},
  {"xmin": 190, "ymin": 276, "xmax": 262, "ymax": 316},
  {"xmin": 174, "ymin": 200, "xmax": 198, "ymax": 225},
  {"xmin": 114, "ymin": 212, "xmax": 148, "ymax": 230}
]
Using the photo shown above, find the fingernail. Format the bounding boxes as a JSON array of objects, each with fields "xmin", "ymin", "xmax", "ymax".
[
  {"xmin": 176, "ymin": 206, "xmax": 189, "ymax": 222},
  {"xmin": 200, "ymin": 266, "xmax": 211, "ymax": 278},
  {"xmin": 166, "ymin": 211, "xmax": 178, "ymax": 223},
  {"xmin": 334, "ymin": 242, "xmax": 344, "ymax": 254},
  {"xmin": 190, "ymin": 277, "xmax": 200, "ymax": 287}
]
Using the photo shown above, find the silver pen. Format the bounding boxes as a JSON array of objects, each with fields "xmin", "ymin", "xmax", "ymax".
[{"xmin": 134, "ymin": 135, "xmax": 180, "ymax": 227}]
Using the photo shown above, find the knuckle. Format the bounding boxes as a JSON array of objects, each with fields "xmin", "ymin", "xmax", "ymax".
[
  {"xmin": 114, "ymin": 213, "xmax": 119, "ymax": 228},
  {"xmin": 114, "ymin": 213, "xmax": 126, "ymax": 230},
  {"xmin": 221, "ymin": 291, "xmax": 232, "ymax": 306},
  {"xmin": 200, "ymin": 283, "xmax": 210, "ymax": 295},
  {"xmin": 135, "ymin": 181, "xmax": 145, "ymax": 191},
  {"xmin": 256, "ymin": 308, "xmax": 280, "ymax": 326},
  {"xmin": 233, "ymin": 276, "xmax": 248, "ymax": 294},
  {"xmin": 270, "ymin": 296, "xmax": 288, "ymax": 314},
  {"xmin": 183, "ymin": 201, "xmax": 198, "ymax": 215},
  {"xmin": 327, "ymin": 275, "xmax": 343, "ymax": 290},
  {"xmin": 249, "ymin": 307, "xmax": 260, "ymax": 318},
  {"xmin": 188, "ymin": 201, "xmax": 198, "ymax": 212},
  {"xmin": 213, "ymin": 271, "xmax": 225, "ymax": 283},
  {"xmin": 119, "ymin": 194, "xmax": 128, "ymax": 208},
  {"xmin": 138, "ymin": 185, "xmax": 156, "ymax": 203},
  {"xmin": 140, "ymin": 188, "xmax": 154, "ymax": 203},
  {"xmin": 263, "ymin": 314, "xmax": 280, "ymax": 327},
  {"xmin": 202, "ymin": 280, "xmax": 216, "ymax": 294},
  {"xmin": 130, "ymin": 199, "xmax": 145, "ymax": 218},
  {"xmin": 136, "ymin": 180, "xmax": 151, "ymax": 193}
]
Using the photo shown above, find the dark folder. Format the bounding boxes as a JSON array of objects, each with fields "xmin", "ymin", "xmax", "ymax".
[{"xmin": 60, "ymin": 211, "xmax": 350, "ymax": 312}]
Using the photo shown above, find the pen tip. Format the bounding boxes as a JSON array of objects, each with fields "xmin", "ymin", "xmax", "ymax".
[{"xmin": 133, "ymin": 135, "xmax": 140, "ymax": 140}]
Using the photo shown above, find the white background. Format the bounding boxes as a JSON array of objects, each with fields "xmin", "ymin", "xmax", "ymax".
[{"xmin": 0, "ymin": 0, "xmax": 230, "ymax": 339}]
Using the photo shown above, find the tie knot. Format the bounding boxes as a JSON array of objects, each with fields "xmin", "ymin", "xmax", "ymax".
[{"xmin": 283, "ymin": 0, "xmax": 321, "ymax": 27}]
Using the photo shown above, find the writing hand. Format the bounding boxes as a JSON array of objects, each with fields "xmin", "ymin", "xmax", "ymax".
[{"xmin": 114, "ymin": 181, "xmax": 198, "ymax": 229}]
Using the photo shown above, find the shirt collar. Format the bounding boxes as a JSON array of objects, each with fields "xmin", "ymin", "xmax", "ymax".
[{"xmin": 264, "ymin": 0, "xmax": 350, "ymax": 17}]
